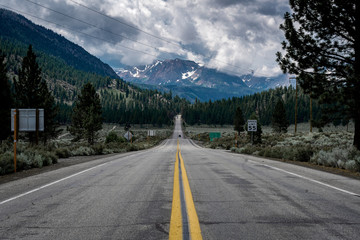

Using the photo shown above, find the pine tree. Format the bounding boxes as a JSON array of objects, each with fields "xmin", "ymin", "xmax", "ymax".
[
  {"xmin": 70, "ymin": 83, "xmax": 102, "ymax": 144},
  {"xmin": 276, "ymin": 0, "xmax": 359, "ymax": 149},
  {"xmin": 234, "ymin": 107, "xmax": 245, "ymax": 135},
  {"xmin": 0, "ymin": 50, "xmax": 13, "ymax": 140},
  {"xmin": 272, "ymin": 99, "xmax": 289, "ymax": 133},
  {"xmin": 14, "ymin": 45, "xmax": 58, "ymax": 144}
]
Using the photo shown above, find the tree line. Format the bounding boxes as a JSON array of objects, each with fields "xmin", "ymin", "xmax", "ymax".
[
  {"xmin": 181, "ymin": 86, "xmax": 342, "ymax": 129},
  {"xmin": 0, "ymin": 44, "xmax": 187, "ymax": 144}
]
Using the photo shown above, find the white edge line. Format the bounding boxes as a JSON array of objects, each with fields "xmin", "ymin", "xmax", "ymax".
[
  {"xmin": 0, "ymin": 162, "xmax": 108, "ymax": 205},
  {"xmin": 248, "ymin": 160, "xmax": 360, "ymax": 197}
]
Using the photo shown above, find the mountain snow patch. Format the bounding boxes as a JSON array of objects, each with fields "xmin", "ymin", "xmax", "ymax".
[{"xmin": 182, "ymin": 70, "xmax": 196, "ymax": 79}]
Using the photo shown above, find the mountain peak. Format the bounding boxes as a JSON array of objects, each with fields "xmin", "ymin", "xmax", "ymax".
[{"xmin": 115, "ymin": 58, "xmax": 289, "ymax": 102}]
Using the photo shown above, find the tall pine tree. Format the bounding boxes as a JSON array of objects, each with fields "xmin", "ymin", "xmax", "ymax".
[
  {"xmin": 70, "ymin": 83, "xmax": 102, "ymax": 144},
  {"xmin": 234, "ymin": 107, "xmax": 245, "ymax": 135},
  {"xmin": 14, "ymin": 45, "xmax": 58, "ymax": 144},
  {"xmin": 276, "ymin": 0, "xmax": 359, "ymax": 149},
  {"xmin": 0, "ymin": 49, "xmax": 13, "ymax": 141},
  {"xmin": 272, "ymin": 99, "xmax": 289, "ymax": 133}
]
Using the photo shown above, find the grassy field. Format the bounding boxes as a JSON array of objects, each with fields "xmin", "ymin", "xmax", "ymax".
[{"xmin": 185, "ymin": 122, "xmax": 360, "ymax": 174}]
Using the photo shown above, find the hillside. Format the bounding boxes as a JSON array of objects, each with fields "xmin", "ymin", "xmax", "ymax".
[
  {"xmin": 0, "ymin": 8, "xmax": 186, "ymax": 125},
  {"xmin": 0, "ymin": 8, "xmax": 118, "ymax": 79}
]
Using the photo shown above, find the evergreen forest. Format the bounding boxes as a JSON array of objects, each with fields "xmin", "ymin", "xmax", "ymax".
[{"xmin": 1, "ymin": 38, "xmax": 349, "ymax": 135}]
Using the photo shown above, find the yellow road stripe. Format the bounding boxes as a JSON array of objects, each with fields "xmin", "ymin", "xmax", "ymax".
[
  {"xmin": 179, "ymin": 149, "xmax": 203, "ymax": 240},
  {"xmin": 169, "ymin": 140, "xmax": 203, "ymax": 240},
  {"xmin": 169, "ymin": 142, "xmax": 182, "ymax": 240}
]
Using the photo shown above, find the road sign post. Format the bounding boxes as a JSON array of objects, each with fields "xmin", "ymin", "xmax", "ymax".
[
  {"xmin": 247, "ymin": 120, "xmax": 257, "ymax": 145},
  {"xmin": 13, "ymin": 109, "xmax": 17, "ymax": 173},
  {"xmin": 11, "ymin": 109, "xmax": 44, "ymax": 173}
]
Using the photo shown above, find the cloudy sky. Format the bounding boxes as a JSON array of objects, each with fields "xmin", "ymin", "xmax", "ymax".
[{"xmin": 1, "ymin": 0, "xmax": 291, "ymax": 77}]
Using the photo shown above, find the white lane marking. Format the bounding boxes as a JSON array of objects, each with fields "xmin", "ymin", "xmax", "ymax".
[
  {"xmin": 0, "ymin": 162, "xmax": 109, "ymax": 205},
  {"xmin": 248, "ymin": 160, "xmax": 360, "ymax": 197}
]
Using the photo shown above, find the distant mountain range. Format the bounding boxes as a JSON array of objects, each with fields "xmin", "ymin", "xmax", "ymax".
[
  {"xmin": 115, "ymin": 59, "xmax": 290, "ymax": 102},
  {"xmin": 1, "ymin": 8, "xmax": 290, "ymax": 104}
]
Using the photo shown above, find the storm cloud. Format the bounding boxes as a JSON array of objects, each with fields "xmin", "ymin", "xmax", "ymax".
[{"xmin": 0, "ymin": 0, "xmax": 291, "ymax": 77}]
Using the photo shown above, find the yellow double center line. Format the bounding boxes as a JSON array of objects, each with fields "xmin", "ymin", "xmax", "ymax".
[{"xmin": 169, "ymin": 141, "xmax": 202, "ymax": 240}]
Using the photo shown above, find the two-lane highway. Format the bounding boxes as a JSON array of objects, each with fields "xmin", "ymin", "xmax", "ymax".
[{"xmin": 1, "ymin": 115, "xmax": 360, "ymax": 239}]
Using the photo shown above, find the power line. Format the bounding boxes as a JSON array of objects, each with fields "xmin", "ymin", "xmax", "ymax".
[
  {"xmin": 0, "ymin": 4, "xmax": 163, "ymax": 60},
  {"xmin": 22, "ymin": 0, "xmax": 160, "ymax": 51},
  {"xmin": 4, "ymin": 1, "xmax": 253, "ymax": 75},
  {"xmin": 68, "ymin": 0, "xmax": 252, "ymax": 74},
  {"xmin": 69, "ymin": 0, "xmax": 180, "ymax": 48}
]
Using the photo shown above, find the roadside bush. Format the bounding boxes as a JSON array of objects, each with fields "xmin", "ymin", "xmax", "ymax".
[
  {"xmin": 55, "ymin": 147, "xmax": 72, "ymax": 158},
  {"xmin": 345, "ymin": 160, "xmax": 360, "ymax": 172},
  {"xmin": 106, "ymin": 132, "xmax": 119, "ymax": 143},
  {"xmin": 71, "ymin": 146, "xmax": 95, "ymax": 156},
  {"xmin": 264, "ymin": 147, "xmax": 283, "ymax": 159},
  {"xmin": 92, "ymin": 143, "xmax": 105, "ymax": 155},
  {"xmin": 32, "ymin": 154, "xmax": 43, "ymax": 168},
  {"xmin": 127, "ymin": 144, "xmax": 139, "ymax": 152},
  {"xmin": 0, "ymin": 151, "xmax": 13, "ymax": 174},
  {"xmin": 294, "ymin": 147, "xmax": 313, "ymax": 162},
  {"xmin": 311, "ymin": 147, "xmax": 348, "ymax": 168},
  {"xmin": 17, "ymin": 152, "xmax": 31, "ymax": 170},
  {"xmin": 241, "ymin": 145, "xmax": 260, "ymax": 155}
]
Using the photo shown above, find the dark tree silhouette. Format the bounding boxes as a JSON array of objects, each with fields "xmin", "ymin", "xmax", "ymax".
[{"xmin": 276, "ymin": 0, "xmax": 359, "ymax": 148}]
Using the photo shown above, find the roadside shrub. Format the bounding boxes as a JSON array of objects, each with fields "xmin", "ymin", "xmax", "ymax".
[
  {"xmin": 345, "ymin": 160, "xmax": 359, "ymax": 172},
  {"xmin": 106, "ymin": 131, "xmax": 120, "ymax": 143},
  {"xmin": 265, "ymin": 147, "xmax": 283, "ymax": 159},
  {"xmin": 0, "ymin": 141, "xmax": 12, "ymax": 154},
  {"xmin": 32, "ymin": 154, "xmax": 43, "ymax": 168},
  {"xmin": 311, "ymin": 147, "xmax": 348, "ymax": 168},
  {"xmin": 17, "ymin": 152, "xmax": 31, "ymax": 170},
  {"xmin": 294, "ymin": 147, "xmax": 314, "ymax": 162},
  {"xmin": 41, "ymin": 151, "xmax": 58, "ymax": 165},
  {"xmin": 71, "ymin": 146, "xmax": 95, "ymax": 156},
  {"xmin": 241, "ymin": 145, "xmax": 260, "ymax": 155},
  {"xmin": 55, "ymin": 147, "xmax": 72, "ymax": 158},
  {"xmin": 0, "ymin": 151, "xmax": 13, "ymax": 174},
  {"xmin": 281, "ymin": 147, "xmax": 296, "ymax": 161},
  {"xmin": 127, "ymin": 144, "xmax": 139, "ymax": 152},
  {"xmin": 92, "ymin": 143, "xmax": 105, "ymax": 155}
]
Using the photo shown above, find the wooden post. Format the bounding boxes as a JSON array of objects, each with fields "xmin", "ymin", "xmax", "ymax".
[
  {"xmin": 295, "ymin": 82, "xmax": 298, "ymax": 134},
  {"xmin": 310, "ymin": 97, "xmax": 313, "ymax": 132},
  {"xmin": 235, "ymin": 132, "xmax": 238, "ymax": 147},
  {"xmin": 36, "ymin": 108, "xmax": 39, "ymax": 145},
  {"xmin": 13, "ymin": 109, "xmax": 17, "ymax": 173}
]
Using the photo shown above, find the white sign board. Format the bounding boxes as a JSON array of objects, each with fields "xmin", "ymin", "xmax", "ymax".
[
  {"xmin": 11, "ymin": 109, "xmax": 44, "ymax": 132},
  {"xmin": 247, "ymin": 120, "xmax": 257, "ymax": 132},
  {"xmin": 147, "ymin": 130, "xmax": 156, "ymax": 137},
  {"xmin": 124, "ymin": 131, "xmax": 133, "ymax": 141}
]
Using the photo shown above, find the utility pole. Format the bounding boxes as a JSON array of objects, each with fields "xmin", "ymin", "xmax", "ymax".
[
  {"xmin": 289, "ymin": 76, "xmax": 298, "ymax": 133},
  {"xmin": 310, "ymin": 96, "xmax": 313, "ymax": 132}
]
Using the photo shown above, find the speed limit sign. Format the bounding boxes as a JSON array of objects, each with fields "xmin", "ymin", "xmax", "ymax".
[{"xmin": 247, "ymin": 120, "xmax": 257, "ymax": 132}]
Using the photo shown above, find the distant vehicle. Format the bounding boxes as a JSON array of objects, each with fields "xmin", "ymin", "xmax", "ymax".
[{"xmin": 179, "ymin": 134, "xmax": 181, "ymax": 138}]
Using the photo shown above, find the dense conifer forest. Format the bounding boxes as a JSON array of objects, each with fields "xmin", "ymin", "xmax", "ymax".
[{"xmin": 2, "ymin": 38, "xmax": 347, "ymax": 129}]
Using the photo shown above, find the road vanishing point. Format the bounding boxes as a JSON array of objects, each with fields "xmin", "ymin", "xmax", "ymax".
[{"xmin": 1, "ymin": 115, "xmax": 360, "ymax": 239}]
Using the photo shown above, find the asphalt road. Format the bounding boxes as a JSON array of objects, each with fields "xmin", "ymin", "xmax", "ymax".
[{"xmin": 1, "ymin": 116, "xmax": 360, "ymax": 239}]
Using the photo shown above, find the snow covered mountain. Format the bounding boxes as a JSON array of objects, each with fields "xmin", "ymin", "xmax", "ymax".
[{"xmin": 115, "ymin": 59, "xmax": 289, "ymax": 102}]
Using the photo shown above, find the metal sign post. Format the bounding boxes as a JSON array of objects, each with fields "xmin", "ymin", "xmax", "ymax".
[{"xmin": 247, "ymin": 120, "xmax": 257, "ymax": 145}]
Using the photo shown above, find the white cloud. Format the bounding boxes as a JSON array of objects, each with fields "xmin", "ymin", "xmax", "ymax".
[{"xmin": 1, "ymin": 0, "xmax": 290, "ymax": 77}]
